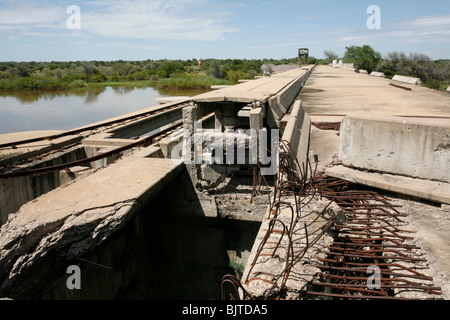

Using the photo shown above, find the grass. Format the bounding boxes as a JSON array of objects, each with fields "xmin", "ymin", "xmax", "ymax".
[
  {"xmin": 88, "ymin": 80, "xmax": 158, "ymax": 87},
  {"xmin": 157, "ymin": 75, "xmax": 230, "ymax": 90},
  {"xmin": 0, "ymin": 77, "xmax": 160, "ymax": 92}
]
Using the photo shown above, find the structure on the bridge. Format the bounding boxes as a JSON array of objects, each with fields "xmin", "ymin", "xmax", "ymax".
[{"xmin": 0, "ymin": 64, "xmax": 449, "ymax": 300}]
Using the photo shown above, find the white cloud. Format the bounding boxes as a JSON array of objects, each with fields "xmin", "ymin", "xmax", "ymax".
[
  {"xmin": 0, "ymin": 0, "xmax": 238, "ymax": 41},
  {"xmin": 388, "ymin": 15, "xmax": 450, "ymax": 40},
  {"xmin": 81, "ymin": 0, "xmax": 238, "ymax": 41},
  {"xmin": 0, "ymin": 4, "xmax": 65, "ymax": 29}
]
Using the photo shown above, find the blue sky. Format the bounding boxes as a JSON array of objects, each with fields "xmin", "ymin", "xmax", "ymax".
[{"xmin": 0, "ymin": 0, "xmax": 449, "ymax": 61}]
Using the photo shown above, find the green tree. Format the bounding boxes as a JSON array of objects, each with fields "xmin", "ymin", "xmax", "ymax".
[
  {"xmin": 209, "ymin": 60, "xmax": 222, "ymax": 78},
  {"xmin": 343, "ymin": 45, "xmax": 381, "ymax": 73},
  {"xmin": 323, "ymin": 50, "xmax": 339, "ymax": 63}
]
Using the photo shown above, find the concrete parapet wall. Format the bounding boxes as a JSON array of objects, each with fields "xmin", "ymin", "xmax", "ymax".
[
  {"xmin": 267, "ymin": 65, "xmax": 314, "ymax": 127},
  {"xmin": 392, "ymin": 75, "xmax": 422, "ymax": 85},
  {"xmin": 339, "ymin": 114, "xmax": 450, "ymax": 183},
  {"xmin": 340, "ymin": 63, "xmax": 355, "ymax": 71},
  {"xmin": 281, "ymin": 100, "xmax": 311, "ymax": 172},
  {"xmin": 370, "ymin": 71, "xmax": 385, "ymax": 77}
]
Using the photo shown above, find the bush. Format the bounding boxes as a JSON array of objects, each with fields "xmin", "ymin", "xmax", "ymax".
[
  {"xmin": 89, "ymin": 73, "xmax": 107, "ymax": 83},
  {"xmin": 227, "ymin": 70, "xmax": 252, "ymax": 84},
  {"xmin": 38, "ymin": 78, "xmax": 70, "ymax": 91},
  {"xmin": 0, "ymin": 79, "xmax": 11, "ymax": 90},
  {"xmin": 425, "ymin": 79, "xmax": 441, "ymax": 90},
  {"xmin": 110, "ymin": 72, "xmax": 120, "ymax": 82},
  {"xmin": 70, "ymin": 79, "xmax": 87, "ymax": 88},
  {"xmin": 343, "ymin": 45, "xmax": 381, "ymax": 73},
  {"xmin": 128, "ymin": 71, "xmax": 148, "ymax": 81},
  {"xmin": 157, "ymin": 75, "xmax": 229, "ymax": 90},
  {"xmin": 13, "ymin": 77, "xmax": 40, "ymax": 90}
]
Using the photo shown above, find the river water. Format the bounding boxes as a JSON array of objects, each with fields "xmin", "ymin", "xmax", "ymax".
[{"xmin": 0, "ymin": 86, "xmax": 208, "ymax": 135}]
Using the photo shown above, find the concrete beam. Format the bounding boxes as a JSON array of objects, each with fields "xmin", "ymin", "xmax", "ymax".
[
  {"xmin": 281, "ymin": 100, "xmax": 311, "ymax": 174},
  {"xmin": 370, "ymin": 71, "xmax": 385, "ymax": 77},
  {"xmin": 339, "ymin": 114, "xmax": 450, "ymax": 183},
  {"xmin": 249, "ymin": 108, "xmax": 264, "ymax": 133},
  {"xmin": 266, "ymin": 68, "xmax": 313, "ymax": 128},
  {"xmin": 392, "ymin": 75, "xmax": 421, "ymax": 85},
  {"xmin": 107, "ymin": 105, "xmax": 185, "ymax": 139},
  {"xmin": 155, "ymin": 96, "xmax": 191, "ymax": 104},
  {"xmin": 325, "ymin": 165, "xmax": 450, "ymax": 205}
]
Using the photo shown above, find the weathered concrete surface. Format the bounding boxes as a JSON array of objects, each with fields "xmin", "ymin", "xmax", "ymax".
[
  {"xmin": 339, "ymin": 114, "xmax": 450, "ymax": 183},
  {"xmin": 155, "ymin": 96, "xmax": 191, "ymax": 104},
  {"xmin": 0, "ymin": 131, "xmax": 82, "ymax": 166},
  {"xmin": 299, "ymin": 65, "xmax": 450, "ymax": 124},
  {"xmin": 281, "ymin": 100, "xmax": 311, "ymax": 173},
  {"xmin": 193, "ymin": 66, "xmax": 314, "ymax": 105},
  {"xmin": 392, "ymin": 75, "xmax": 421, "ymax": 85},
  {"xmin": 0, "ymin": 152, "xmax": 183, "ymax": 298},
  {"xmin": 370, "ymin": 71, "xmax": 385, "ymax": 77},
  {"xmin": 241, "ymin": 198, "xmax": 341, "ymax": 299},
  {"xmin": 325, "ymin": 165, "xmax": 450, "ymax": 205},
  {"xmin": 301, "ymin": 65, "xmax": 450, "ymax": 299}
]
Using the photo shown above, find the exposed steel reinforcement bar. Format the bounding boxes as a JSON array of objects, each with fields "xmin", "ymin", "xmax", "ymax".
[
  {"xmin": 222, "ymin": 156, "xmax": 442, "ymax": 300},
  {"xmin": 0, "ymin": 101, "xmax": 190, "ymax": 149},
  {"xmin": 0, "ymin": 121, "xmax": 183, "ymax": 178}
]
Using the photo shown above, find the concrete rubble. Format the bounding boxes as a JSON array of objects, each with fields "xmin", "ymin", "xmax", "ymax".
[{"xmin": 0, "ymin": 154, "xmax": 183, "ymax": 298}]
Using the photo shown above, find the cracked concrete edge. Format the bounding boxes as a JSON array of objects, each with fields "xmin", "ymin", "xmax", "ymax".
[
  {"xmin": 0, "ymin": 155, "xmax": 184, "ymax": 298},
  {"xmin": 0, "ymin": 198, "xmax": 141, "ymax": 297}
]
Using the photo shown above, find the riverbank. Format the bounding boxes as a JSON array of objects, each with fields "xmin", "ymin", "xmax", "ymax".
[
  {"xmin": 157, "ymin": 75, "xmax": 230, "ymax": 90},
  {"xmin": 0, "ymin": 78, "xmax": 161, "ymax": 93},
  {"xmin": 0, "ymin": 76, "xmax": 230, "ymax": 92}
]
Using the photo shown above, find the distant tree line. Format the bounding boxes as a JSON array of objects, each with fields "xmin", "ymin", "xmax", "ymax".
[
  {"xmin": 2, "ymin": 48, "xmax": 447, "ymax": 91},
  {"xmin": 322, "ymin": 45, "xmax": 450, "ymax": 91},
  {"xmin": 0, "ymin": 58, "xmax": 303, "ymax": 91}
]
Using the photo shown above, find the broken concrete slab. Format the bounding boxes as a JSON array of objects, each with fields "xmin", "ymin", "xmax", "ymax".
[
  {"xmin": 339, "ymin": 114, "xmax": 450, "ymax": 183},
  {"xmin": 370, "ymin": 71, "xmax": 385, "ymax": 77},
  {"xmin": 0, "ymin": 155, "xmax": 183, "ymax": 298},
  {"xmin": 392, "ymin": 75, "xmax": 422, "ymax": 85},
  {"xmin": 325, "ymin": 165, "xmax": 450, "ymax": 205}
]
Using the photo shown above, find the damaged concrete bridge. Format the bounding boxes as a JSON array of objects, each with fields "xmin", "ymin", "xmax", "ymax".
[{"xmin": 1, "ymin": 64, "xmax": 449, "ymax": 300}]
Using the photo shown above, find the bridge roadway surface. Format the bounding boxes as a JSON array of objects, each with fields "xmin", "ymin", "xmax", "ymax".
[
  {"xmin": 299, "ymin": 65, "xmax": 450, "ymax": 299},
  {"xmin": 301, "ymin": 65, "xmax": 450, "ymax": 123}
]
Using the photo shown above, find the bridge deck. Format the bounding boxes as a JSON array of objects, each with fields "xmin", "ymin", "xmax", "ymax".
[
  {"xmin": 193, "ymin": 67, "xmax": 313, "ymax": 103},
  {"xmin": 300, "ymin": 65, "xmax": 450, "ymax": 123},
  {"xmin": 5, "ymin": 156, "xmax": 183, "ymax": 228}
]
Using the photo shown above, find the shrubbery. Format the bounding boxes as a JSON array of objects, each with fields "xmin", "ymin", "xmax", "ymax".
[
  {"xmin": 3, "ymin": 53, "xmax": 445, "ymax": 92},
  {"xmin": 376, "ymin": 51, "xmax": 449, "ymax": 90},
  {"xmin": 157, "ymin": 75, "xmax": 229, "ymax": 90}
]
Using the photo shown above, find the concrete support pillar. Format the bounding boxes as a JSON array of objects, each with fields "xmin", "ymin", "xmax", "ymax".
[
  {"xmin": 250, "ymin": 107, "xmax": 264, "ymax": 134},
  {"xmin": 214, "ymin": 108, "xmax": 224, "ymax": 132},
  {"xmin": 182, "ymin": 104, "xmax": 198, "ymax": 163}
]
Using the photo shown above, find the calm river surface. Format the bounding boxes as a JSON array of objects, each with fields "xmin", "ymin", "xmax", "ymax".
[{"xmin": 0, "ymin": 86, "xmax": 208, "ymax": 135}]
